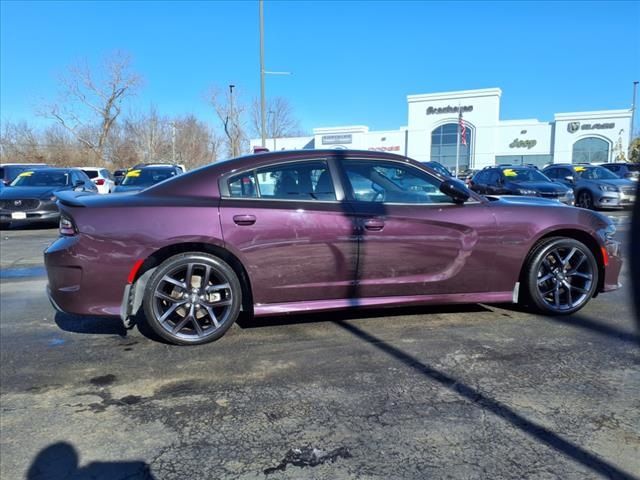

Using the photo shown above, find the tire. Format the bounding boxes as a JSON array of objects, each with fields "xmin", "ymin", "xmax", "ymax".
[
  {"xmin": 521, "ymin": 237, "xmax": 598, "ymax": 315},
  {"xmin": 142, "ymin": 252, "xmax": 242, "ymax": 345},
  {"xmin": 576, "ymin": 190, "xmax": 594, "ymax": 210}
]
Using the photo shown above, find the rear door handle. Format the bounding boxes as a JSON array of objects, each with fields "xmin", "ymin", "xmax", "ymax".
[
  {"xmin": 233, "ymin": 215, "xmax": 256, "ymax": 226},
  {"xmin": 363, "ymin": 219, "xmax": 385, "ymax": 231}
]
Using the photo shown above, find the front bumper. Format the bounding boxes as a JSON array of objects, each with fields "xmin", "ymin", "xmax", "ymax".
[
  {"xmin": 594, "ymin": 191, "xmax": 636, "ymax": 209},
  {"xmin": 0, "ymin": 208, "xmax": 59, "ymax": 225},
  {"xmin": 601, "ymin": 239, "xmax": 623, "ymax": 292}
]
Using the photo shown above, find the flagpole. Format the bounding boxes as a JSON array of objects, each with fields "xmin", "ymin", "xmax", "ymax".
[{"xmin": 455, "ymin": 104, "xmax": 461, "ymax": 177}]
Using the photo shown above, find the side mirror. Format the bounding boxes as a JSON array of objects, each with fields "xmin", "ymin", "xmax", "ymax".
[{"xmin": 440, "ymin": 179, "xmax": 470, "ymax": 204}]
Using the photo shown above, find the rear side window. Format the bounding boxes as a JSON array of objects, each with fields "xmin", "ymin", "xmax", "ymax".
[
  {"xmin": 256, "ymin": 161, "xmax": 335, "ymax": 200},
  {"xmin": 227, "ymin": 160, "xmax": 336, "ymax": 201},
  {"xmin": 228, "ymin": 172, "xmax": 258, "ymax": 198},
  {"xmin": 473, "ymin": 171, "xmax": 488, "ymax": 184},
  {"xmin": 487, "ymin": 170, "xmax": 502, "ymax": 184}
]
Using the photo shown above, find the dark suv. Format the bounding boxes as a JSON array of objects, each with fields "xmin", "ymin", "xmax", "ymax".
[
  {"xmin": 600, "ymin": 163, "xmax": 639, "ymax": 182},
  {"xmin": 469, "ymin": 165, "xmax": 574, "ymax": 205}
]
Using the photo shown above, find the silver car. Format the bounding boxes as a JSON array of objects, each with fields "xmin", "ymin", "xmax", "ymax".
[{"xmin": 542, "ymin": 164, "xmax": 636, "ymax": 210}]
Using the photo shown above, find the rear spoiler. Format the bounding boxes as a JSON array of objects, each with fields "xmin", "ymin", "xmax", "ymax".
[{"xmin": 54, "ymin": 191, "xmax": 92, "ymax": 207}]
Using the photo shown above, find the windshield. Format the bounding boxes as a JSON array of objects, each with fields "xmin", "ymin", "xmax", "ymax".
[
  {"xmin": 121, "ymin": 168, "xmax": 177, "ymax": 186},
  {"xmin": 501, "ymin": 168, "xmax": 551, "ymax": 182},
  {"xmin": 575, "ymin": 166, "xmax": 620, "ymax": 180},
  {"xmin": 10, "ymin": 170, "xmax": 70, "ymax": 187}
]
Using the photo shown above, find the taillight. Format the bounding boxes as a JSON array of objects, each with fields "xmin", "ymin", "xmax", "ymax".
[
  {"xmin": 59, "ymin": 216, "xmax": 77, "ymax": 236},
  {"xmin": 95, "ymin": 179, "xmax": 105, "ymax": 185}
]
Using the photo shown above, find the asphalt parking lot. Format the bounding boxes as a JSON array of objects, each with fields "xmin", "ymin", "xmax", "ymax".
[{"xmin": 1, "ymin": 212, "xmax": 638, "ymax": 480}]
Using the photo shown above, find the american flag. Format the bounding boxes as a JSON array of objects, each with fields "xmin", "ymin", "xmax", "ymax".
[{"xmin": 459, "ymin": 110, "xmax": 467, "ymax": 146}]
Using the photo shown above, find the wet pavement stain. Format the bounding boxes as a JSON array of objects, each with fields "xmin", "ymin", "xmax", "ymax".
[{"xmin": 264, "ymin": 446, "xmax": 352, "ymax": 475}]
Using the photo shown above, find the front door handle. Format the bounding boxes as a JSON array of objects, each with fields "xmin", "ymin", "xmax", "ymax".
[
  {"xmin": 363, "ymin": 219, "xmax": 385, "ymax": 231},
  {"xmin": 233, "ymin": 214, "xmax": 256, "ymax": 226}
]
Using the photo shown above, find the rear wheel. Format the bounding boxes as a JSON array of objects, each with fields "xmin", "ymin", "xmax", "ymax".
[
  {"xmin": 142, "ymin": 252, "xmax": 242, "ymax": 345},
  {"xmin": 522, "ymin": 237, "xmax": 598, "ymax": 315}
]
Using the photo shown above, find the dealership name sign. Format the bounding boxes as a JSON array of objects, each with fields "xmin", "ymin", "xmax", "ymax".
[
  {"xmin": 321, "ymin": 134, "xmax": 353, "ymax": 145},
  {"xmin": 509, "ymin": 138, "xmax": 537, "ymax": 149},
  {"xmin": 567, "ymin": 122, "xmax": 615, "ymax": 133},
  {"xmin": 426, "ymin": 105, "xmax": 473, "ymax": 115}
]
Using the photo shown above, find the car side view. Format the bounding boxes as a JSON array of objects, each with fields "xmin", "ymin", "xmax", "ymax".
[
  {"xmin": 469, "ymin": 165, "xmax": 574, "ymax": 205},
  {"xmin": 543, "ymin": 164, "xmax": 636, "ymax": 210},
  {"xmin": 45, "ymin": 150, "xmax": 622, "ymax": 345}
]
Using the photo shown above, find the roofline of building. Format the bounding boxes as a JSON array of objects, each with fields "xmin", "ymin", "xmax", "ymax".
[
  {"xmin": 407, "ymin": 88, "xmax": 502, "ymax": 103},
  {"xmin": 554, "ymin": 109, "xmax": 631, "ymax": 121}
]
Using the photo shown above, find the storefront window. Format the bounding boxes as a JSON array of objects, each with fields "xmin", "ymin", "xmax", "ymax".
[
  {"xmin": 572, "ymin": 137, "xmax": 610, "ymax": 164},
  {"xmin": 431, "ymin": 123, "xmax": 472, "ymax": 173}
]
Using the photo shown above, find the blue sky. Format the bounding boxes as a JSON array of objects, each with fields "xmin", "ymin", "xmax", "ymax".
[{"xmin": 1, "ymin": 0, "xmax": 639, "ymax": 133}]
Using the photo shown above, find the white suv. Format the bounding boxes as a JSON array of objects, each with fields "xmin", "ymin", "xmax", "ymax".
[{"xmin": 81, "ymin": 167, "xmax": 115, "ymax": 194}]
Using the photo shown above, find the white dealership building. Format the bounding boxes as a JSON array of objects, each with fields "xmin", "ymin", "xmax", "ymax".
[{"xmin": 250, "ymin": 87, "xmax": 633, "ymax": 172}]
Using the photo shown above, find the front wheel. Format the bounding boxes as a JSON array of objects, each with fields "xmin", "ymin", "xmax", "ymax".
[
  {"xmin": 522, "ymin": 237, "xmax": 598, "ymax": 315},
  {"xmin": 576, "ymin": 190, "xmax": 594, "ymax": 209},
  {"xmin": 142, "ymin": 252, "xmax": 242, "ymax": 345}
]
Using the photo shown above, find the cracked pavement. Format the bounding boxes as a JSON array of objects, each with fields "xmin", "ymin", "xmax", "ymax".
[{"xmin": 1, "ymin": 221, "xmax": 638, "ymax": 479}]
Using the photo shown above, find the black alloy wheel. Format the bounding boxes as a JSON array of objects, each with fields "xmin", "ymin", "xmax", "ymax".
[
  {"xmin": 143, "ymin": 253, "xmax": 242, "ymax": 345},
  {"xmin": 523, "ymin": 237, "xmax": 598, "ymax": 315}
]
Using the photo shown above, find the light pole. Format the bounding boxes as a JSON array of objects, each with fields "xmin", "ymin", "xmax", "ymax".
[
  {"xmin": 269, "ymin": 110, "xmax": 276, "ymax": 150},
  {"xmin": 259, "ymin": 0, "xmax": 290, "ymax": 149},
  {"xmin": 171, "ymin": 122, "xmax": 176, "ymax": 164},
  {"xmin": 229, "ymin": 84, "xmax": 236, "ymax": 157},
  {"xmin": 631, "ymin": 81, "xmax": 638, "ymax": 148}
]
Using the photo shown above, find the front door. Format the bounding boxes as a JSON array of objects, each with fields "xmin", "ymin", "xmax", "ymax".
[
  {"xmin": 219, "ymin": 158, "xmax": 358, "ymax": 305},
  {"xmin": 340, "ymin": 158, "xmax": 498, "ymax": 298}
]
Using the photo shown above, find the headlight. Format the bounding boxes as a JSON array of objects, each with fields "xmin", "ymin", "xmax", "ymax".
[
  {"xmin": 517, "ymin": 189, "xmax": 537, "ymax": 195},
  {"xmin": 564, "ymin": 190, "xmax": 574, "ymax": 197},
  {"xmin": 49, "ymin": 195, "xmax": 57, "ymax": 201},
  {"xmin": 599, "ymin": 184, "xmax": 619, "ymax": 192}
]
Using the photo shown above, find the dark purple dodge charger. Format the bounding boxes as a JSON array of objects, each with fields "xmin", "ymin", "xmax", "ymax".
[{"xmin": 45, "ymin": 150, "xmax": 622, "ymax": 345}]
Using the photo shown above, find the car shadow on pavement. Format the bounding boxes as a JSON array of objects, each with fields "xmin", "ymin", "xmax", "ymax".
[
  {"xmin": 236, "ymin": 303, "xmax": 491, "ymax": 329},
  {"xmin": 26, "ymin": 441, "xmax": 155, "ymax": 480},
  {"xmin": 334, "ymin": 319, "xmax": 637, "ymax": 480},
  {"xmin": 54, "ymin": 312, "xmax": 127, "ymax": 337},
  {"xmin": 494, "ymin": 303, "xmax": 640, "ymax": 347}
]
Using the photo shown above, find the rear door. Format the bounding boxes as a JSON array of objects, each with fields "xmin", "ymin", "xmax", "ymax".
[
  {"xmin": 339, "ymin": 158, "xmax": 498, "ymax": 298},
  {"xmin": 218, "ymin": 158, "xmax": 358, "ymax": 305}
]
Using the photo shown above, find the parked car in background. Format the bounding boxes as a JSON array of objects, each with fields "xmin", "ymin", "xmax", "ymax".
[
  {"xmin": 0, "ymin": 168, "xmax": 97, "ymax": 227},
  {"xmin": 45, "ymin": 150, "xmax": 621, "ymax": 345},
  {"xmin": 600, "ymin": 162, "xmax": 639, "ymax": 182},
  {"xmin": 542, "ymin": 164, "xmax": 635, "ymax": 210},
  {"xmin": 113, "ymin": 169, "xmax": 128, "ymax": 185},
  {"xmin": 469, "ymin": 165, "xmax": 574, "ymax": 205},
  {"xmin": 81, "ymin": 167, "xmax": 116, "ymax": 194},
  {"xmin": 113, "ymin": 165, "xmax": 182, "ymax": 193},
  {"xmin": 1, "ymin": 163, "xmax": 48, "ymax": 185},
  {"xmin": 132, "ymin": 162, "xmax": 186, "ymax": 173}
]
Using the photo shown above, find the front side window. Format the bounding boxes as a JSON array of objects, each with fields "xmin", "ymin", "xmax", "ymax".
[
  {"xmin": 487, "ymin": 170, "xmax": 502, "ymax": 185},
  {"xmin": 343, "ymin": 160, "xmax": 454, "ymax": 204}
]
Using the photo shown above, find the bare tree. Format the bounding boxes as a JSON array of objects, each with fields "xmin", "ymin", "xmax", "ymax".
[
  {"xmin": 207, "ymin": 86, "xmax": 248, "ymax": 158},
  {"xmin": 40, "ymin": 51, "xmax": 142, "ymax": 163},
  {"xmin": 250, "ymin": 96, "xmax": 303, "ymax": 143}
]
